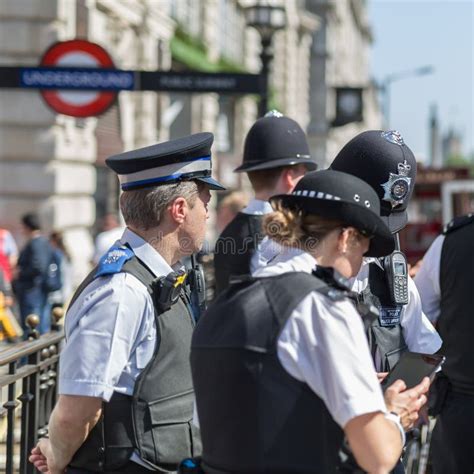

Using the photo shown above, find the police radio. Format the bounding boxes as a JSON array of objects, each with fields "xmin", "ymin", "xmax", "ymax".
[
  {"xmin": 153, "ymin": 270, "xmax": 187, "ymax": 312},
  {"xmin": 383, "ymin": 250, "xmax": 409, "ymax": 305},
  {"xmin": 187, "ymin": 253, "xmax": 207, "ymax": 320}
]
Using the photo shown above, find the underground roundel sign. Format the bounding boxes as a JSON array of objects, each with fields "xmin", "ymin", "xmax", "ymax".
[{"xmin": 40, "ymin": 39, "xmax": 118, "ymax": 117}]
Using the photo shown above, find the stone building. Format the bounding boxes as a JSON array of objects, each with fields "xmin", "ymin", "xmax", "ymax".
[
  {"xmin": 305, "ymin": 0, "xmax": 383, "ymax": 168},
  {"xmin": 0, "ymin": 0, "xmax": 320, "ymax": 282}
]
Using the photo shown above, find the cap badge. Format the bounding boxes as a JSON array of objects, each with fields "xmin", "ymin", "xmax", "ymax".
[
  {"xmin": 381, "ymin": 130, "xmax": 405, "ymax": 146},
  {"xmin": 264, "ymin": 109, "xmax": 283, "ymax": 118},
  {"xmin": 381, "ymin": 160, "xmax": 412, "ymax": 207}
]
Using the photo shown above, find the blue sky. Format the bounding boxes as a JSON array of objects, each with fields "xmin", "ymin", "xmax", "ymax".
[{"xmin": 368, "ymin": 0, "xmax": 473, "ymax": 162}]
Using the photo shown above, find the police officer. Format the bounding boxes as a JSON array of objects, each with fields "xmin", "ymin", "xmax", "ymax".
[
  {"xmin": 213, "ymin": 111, "xmax": 317, "ymax": 295},
  {"xmin": 414, "ymin": 213, "xmax": 474, "ymax": 473},
  {"xmin": 190, "ymin": 170, "xmax": 429, "ymax": 474},
  {"xmin": 255, "ymin": 130, "xmax": 441, "ymax": 371},
  {"xmin": 329, "ymin": 130, "xmax": 442, "ymax": 372},
  {"xmin": 29, "ymin": 133, "xmax": 225, "ymax": 474}
]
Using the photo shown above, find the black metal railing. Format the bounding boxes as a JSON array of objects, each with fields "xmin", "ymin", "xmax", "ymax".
[{"xmin": 0, "ymin": 310, "xmax": 64, "ymax": 474}]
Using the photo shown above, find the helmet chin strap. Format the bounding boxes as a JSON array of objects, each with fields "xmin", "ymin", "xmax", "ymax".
[{"xmin": 394, "ymin": 232, "xmax": 401, "ymax": 251}]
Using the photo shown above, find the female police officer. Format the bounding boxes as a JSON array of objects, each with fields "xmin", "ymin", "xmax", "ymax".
[{"xmin": 189, "ymin": 170, "xmax": 429, "ymax": 474}]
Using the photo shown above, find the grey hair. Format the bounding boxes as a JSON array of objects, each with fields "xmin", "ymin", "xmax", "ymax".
[{"xmin": 120, "ymin": 181, "xmax": 200, "ymax": 230}]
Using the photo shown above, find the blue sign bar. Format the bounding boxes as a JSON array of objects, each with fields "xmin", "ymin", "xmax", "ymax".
[
  {"xmin": 0, "ymin": 66, "xmax": 262, "ymax": 94},
  {"xmin": 20, "ymin": 67, "xmax": 135, "ymax": 91}
]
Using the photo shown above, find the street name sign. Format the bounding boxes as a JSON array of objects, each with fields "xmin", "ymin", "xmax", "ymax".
[{"xmin": 0, "ymin": 39, "xmax": 263, "ymax": 118}]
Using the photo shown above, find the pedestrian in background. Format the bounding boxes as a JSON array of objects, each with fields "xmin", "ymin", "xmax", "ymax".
[
  {"xmin": 0, "ymin": 226, "xmax": 18, "ymax": 285},
  {"xmin": 215, "ymin": 191, "xmax": 248, "ymax": 235},
  {"xmin": 49, "ymin": 231, "xmax": 73, "ymax": 308},
  {"xmin": 213, "ymin": 110, "xmax": 317, "ymax": 296},
  {"xmin": 30, "ymin": 133, "xmax": 224, "ymax": 474},
  {"xmin": 414, "ymin": 213, "xmax": 474, "ymax": 474},
  {"xmin": 191, "ymin": 170, "xmax": 429, "ymax": 474},
  {"xmin": 13, "ymin": 213, "xmax": 52, "ymax": 334},
  {"xmin": 91, "ymin": 213, "xmax": 124, "ymax": 264}
]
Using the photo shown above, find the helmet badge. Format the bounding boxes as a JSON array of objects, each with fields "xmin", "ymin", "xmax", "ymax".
[
  {"xmin": 381, "ymin": 160, "xmax": 412, "ymax": 208},
  {"xmin": 381, "ymin": 130, "xmax": 405, "ymax": 146},
  {"xmin": 264, "ymin": 109, "xmax": 283, "ymax": 118}
]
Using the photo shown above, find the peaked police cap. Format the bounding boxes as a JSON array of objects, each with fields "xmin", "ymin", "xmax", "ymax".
[
  {"xmin": 271, "ymin": 170, "xmax": 395, "ymax": 257},
  {"xmin": 235, "ymin": 112, "xmax": 317, "ymax": 172},
  {"xmin": 330, "ymin": 130, "xmax": 417, "ymax": 233},
  {"xmin": 106, "ymin": 132, "xmax": 225, "ymax": 191}
]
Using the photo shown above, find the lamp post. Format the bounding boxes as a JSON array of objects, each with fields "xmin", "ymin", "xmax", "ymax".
[
  {"xmin": 381, "ymin": 65, "xmax": 434, "ymax": 129},
  {"xmin": 245, "ymin": 3, "xmax": 286, "ymax": 117}
]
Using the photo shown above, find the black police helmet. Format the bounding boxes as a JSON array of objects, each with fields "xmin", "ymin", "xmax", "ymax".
[
  {"xmin": 234, "ymin": 111, "xmax": 317, "ymax": 172},
  {"xmin": 271, "ymin": 170, "xmax": 395, "ymax": 258},
  {"xmin": 330, "ymin": 130, "xmax": 416, "ymax": 233}
]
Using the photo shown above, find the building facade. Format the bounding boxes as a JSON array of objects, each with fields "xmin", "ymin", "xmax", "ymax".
[
  {"xmin": 305, "ymin": 0, "xmax": 382, "ymax": 168},
  {"xmin": 0, "ymin": 0, "xmax": 379, "ymax": 282}
]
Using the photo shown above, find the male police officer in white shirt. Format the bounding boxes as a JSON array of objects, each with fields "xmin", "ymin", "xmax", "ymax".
[
  {"xmin": 30, "ymin": 133, "xmax": 225, "ymax": 474},
  {"xmin": 213, "ymin": 111, "xmax": 316, "ymax": 295}
]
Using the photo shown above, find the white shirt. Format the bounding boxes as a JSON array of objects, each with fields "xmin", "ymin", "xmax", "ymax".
[
  {"xmin": 60, "ymin": 228, "xmax": 174, "ymax": 400},
  {"xmin": 254, "ymin": 247, "xmax": 387, "ymax": 428},
  {"xmin": 241, "ymin": 198, "xmax": 273, "ymax": 216},
  {"xmin": 352, "ymin": 259, "xmax": 442, "ymax": 357},
  {"xmin": 92, "ymin": 226, "xmax": 126, "ymax": 264},
  {"xmin": 254, "ymin": 239, "xmax": 442, "ymax": 362},
  {"xmin": 413, "ymin": 235, "xmax": 445, "ymax": 324},
  {"xmin": 60, "ymin": 228, "xmax": 181, "ymax": 470},
  {"xmin": 241, "ymin": 199, "xmax": 274, "ymax": 274}
]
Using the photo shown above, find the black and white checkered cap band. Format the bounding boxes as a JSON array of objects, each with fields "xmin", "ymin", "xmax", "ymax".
[{"xmin": 292, "ymin": 189, "xmax": 342, "ymax": 200}]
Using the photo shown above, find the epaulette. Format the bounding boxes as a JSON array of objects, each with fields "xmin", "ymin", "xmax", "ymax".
[
  {"xmin": 443, "ymin": 213, "xmax": 474, "ymax": 235},
  {"xmin": 95, "ymin": 245, "xmax": 135, "ymax": 278}
]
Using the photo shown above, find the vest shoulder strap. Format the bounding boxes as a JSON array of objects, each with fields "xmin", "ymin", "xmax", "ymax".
[
  {"xmin": 443, "ymin": 213, "xmax": 474, "ymax": 235},
  {"xmin": 258, "ymin": 272, "xmax": 330, "ymax": 344}
]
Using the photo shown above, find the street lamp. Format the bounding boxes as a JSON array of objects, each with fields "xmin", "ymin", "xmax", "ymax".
[
  {"xmin": 245, "ymin": 3, "xmax": 286, "ymax": 117},
  {"xmin": 381, "ymin": 65, "xmax": 434, "ymax": 129}
]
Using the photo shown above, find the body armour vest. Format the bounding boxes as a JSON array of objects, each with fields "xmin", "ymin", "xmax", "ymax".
[
  {"xmin": 439, "ymin": 216, "xmax": 474, "ymax": 393},
  {"xmin": 360, "ymin": 262, "xmax": 407, "ymax": 371},
  {"xmin": 213, "ymin": 212, "xmax": 264, "ymax": 296},
  {"xmin": 69, "ymin": 253, "xmax": 201, "ymax": 472},
  {"xmin": 191, "ymin": 272, "xmax": 344, "ymax": 474}
]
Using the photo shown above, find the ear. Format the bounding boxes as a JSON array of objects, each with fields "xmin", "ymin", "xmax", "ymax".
[
  {"xmin": 168, "ymin": 197, "xmax": 188, "ymax": 224},
  {"xmin": 337, "ymin": 228, "xmax": 350, "ymax": 255},
  {"xmin": 286, "ymin": 165, "xmax": 306, "ymax": 190},
  {"xmin": 280, "ymin": 168, "xmax": 296, "ymax": 192}
]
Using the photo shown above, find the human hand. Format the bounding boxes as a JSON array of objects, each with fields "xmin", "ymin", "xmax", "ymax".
[
  {"xmin": 384, "ymin": 377, "xmax": 430, "ymax": 430},
  {"xmin": 29, "ymin": 438, "xmax": 65, "ymax": 474},
  {"xmin": 377, "ymin": 372, "xmax": 388, "ymax": 382}
]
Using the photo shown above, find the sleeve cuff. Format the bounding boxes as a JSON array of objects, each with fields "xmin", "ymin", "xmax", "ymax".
[
  {"xmin": 337, "ymin": 393, "xmax": 387, "ymax": 428},
  {"xmin": 59, "ymin": 379, "xmax": 115, "ymax": 401}
]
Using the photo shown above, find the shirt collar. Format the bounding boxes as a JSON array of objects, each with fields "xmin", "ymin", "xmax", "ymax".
[
  {"xmin": 241, "ymin": 198, "xmax": 273, "ymax": 215},
  {"xmin": 120, "ymin": 228, "xmax": 175, "ymax": 277},
  {"xmin": 254, "ymin": 245, "xmax": 318, "ymax": 277}
]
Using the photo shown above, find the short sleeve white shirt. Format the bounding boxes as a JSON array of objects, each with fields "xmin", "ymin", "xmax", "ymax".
[
  {"xmin": 413, "ymin": 235, "xmax": 444, "ymax": 324},
  {"xmin": 60, "ymin": 228, "xmax": 177, "ymax": 401},
  {"xmin": 254, "ymin": 247, "xmax": 387, "ymax": 428},
  {"xmin": 352, "ymin": 258, "xmax": 442, "ymax": 357}
]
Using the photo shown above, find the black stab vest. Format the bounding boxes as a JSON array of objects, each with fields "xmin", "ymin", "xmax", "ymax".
[
  {"xmin": 68, "ymin": 255, "xmax": 201, "ymax": 472},
  {"xmin": 360, "ymin": 262, "xmax": 407, "ymax": 371},
  {"xmin": 213, "ymin": 212, "xmax": 264, "ymax": 296},
  {"xmin": 191, "ymin": 272, "xmax": 344, "ymax": 474},
  {"xmin": 439, "ymin": 220, "xmax": 474, "ymax": 393}
]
